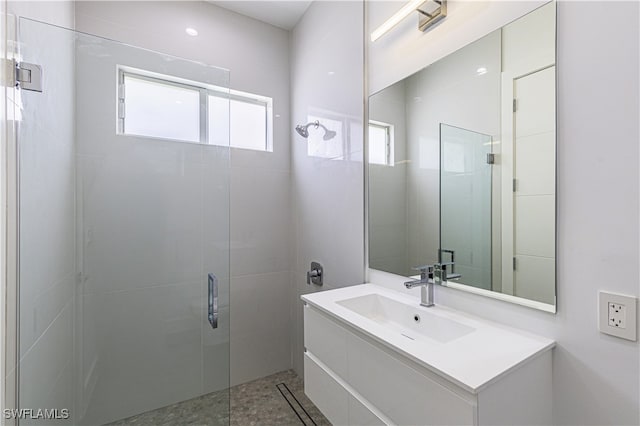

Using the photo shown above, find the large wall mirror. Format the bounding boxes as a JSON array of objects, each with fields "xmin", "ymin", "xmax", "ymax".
[{"xmin": 368, "ymin": 2, "xmax": 556, "ymax": 311}]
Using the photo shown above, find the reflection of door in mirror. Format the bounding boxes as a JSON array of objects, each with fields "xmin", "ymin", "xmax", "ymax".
[
  {"xmin": 510, "ymin": 66, "xmax": 556, "ymax": 304},
  {"xmin": 440, "ymin": 124, "xmax": 493, "ymax": 290}
]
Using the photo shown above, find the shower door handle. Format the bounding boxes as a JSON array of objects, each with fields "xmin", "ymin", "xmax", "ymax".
[{"xmin": 208, "ymin": 273, "xmax": 218, "ymax": 329}]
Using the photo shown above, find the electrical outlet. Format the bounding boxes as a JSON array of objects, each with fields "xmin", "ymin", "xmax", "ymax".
[
  {"xmin": 599, "ymin": 291, "xmax": 637, "ymax": 341},
  {"xmin": 608, "ymin": 302, "xmax": 626, "ymax": 328}
]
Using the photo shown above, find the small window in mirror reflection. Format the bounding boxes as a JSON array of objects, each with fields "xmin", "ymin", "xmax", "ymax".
[{"xmin": 368, "ymin": 121, "xmax": 394, "ymax": 166}]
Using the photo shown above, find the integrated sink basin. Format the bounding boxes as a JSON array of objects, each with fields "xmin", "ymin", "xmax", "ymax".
[
  {"xmin": 336, "ymin": 293, "xmax": 474, "ymax": 343},
  {"xmin": 302, "ymin": 283, "xmax": 556, "ymax": 393}
]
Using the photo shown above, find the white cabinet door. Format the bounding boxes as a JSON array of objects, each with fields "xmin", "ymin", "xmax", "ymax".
[
  {"xmin": 304, "ymin": 353, "xmax": 349, "ymax": 425},
  {"xmin": 347, "ymin": 332, "xmax": 476, "ymax": 426}
]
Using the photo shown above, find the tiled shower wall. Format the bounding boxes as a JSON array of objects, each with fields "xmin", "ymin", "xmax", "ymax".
[{"xmin": 289, "ymin": 0, "xmax": 365, "ymax": 376}]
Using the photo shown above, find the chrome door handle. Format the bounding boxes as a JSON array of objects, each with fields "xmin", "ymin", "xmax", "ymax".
[{"xmin": 208, "ymin": 273, "xmax": 218, "ymax": 329}]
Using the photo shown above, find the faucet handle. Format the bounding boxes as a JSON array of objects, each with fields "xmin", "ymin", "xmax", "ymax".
[{"xmin": 412, "ymin": 264, "xmax": 434, "ymax": 273}]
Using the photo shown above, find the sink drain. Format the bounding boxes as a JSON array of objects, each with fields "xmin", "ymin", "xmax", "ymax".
[{"xmin": 413, "ymin": 314, "xmax": 421, "ymax": 323}]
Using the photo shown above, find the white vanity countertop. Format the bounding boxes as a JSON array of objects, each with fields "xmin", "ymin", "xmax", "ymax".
[{"xmin": 301, "ymin": 283, "xmax": 555, "ymax": 394}]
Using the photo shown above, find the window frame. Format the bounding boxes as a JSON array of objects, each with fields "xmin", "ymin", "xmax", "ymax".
[
  {"xmin": 117, "ymin": 66, "xmax": 273, "ymax": 151},
  {"xmin": 368, "ymin": 120, "xmax": 394, "ymax": 166}
]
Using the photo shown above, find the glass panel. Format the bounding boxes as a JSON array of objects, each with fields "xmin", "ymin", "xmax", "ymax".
[
  {"xmin": 123, "ymin": 74, "xmax": 201, "ymax": 142},
  {"xmin": 17, "ymin": 17, "xmax": 230, "ymax": 425},
  {"xmin": 230, "ymin": 99, "xmax": 266, "ymax": 150},
  {"xmin": 440, "ymin": 124, "xmax": 492, "ymax": 290},
  {"xmin": 208, "ymin": 94, "xmax": 231, "ymax": 148},
  {"xmin": 209, "ymin": 96, "xmax": 268, "ymax": 151}
]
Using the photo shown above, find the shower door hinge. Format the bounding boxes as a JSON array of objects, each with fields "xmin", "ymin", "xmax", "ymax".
[
  {"xmin": 15, "ymin": 61, "xmax": 43, "ymax": 92},
  {"xmin": 513, "ymin": 178, "xmax": 517, "ymax": 192},
  {"xmin": 486, "ymin": 153, "xmax": 495, "ymax": 164},
  {"xmin": 513, "ymin": 257, "xmax": 517, "ymax": 271},
  {"xmin": 513, "ymin": 98, "xmax": 518, "ymax": 112}
]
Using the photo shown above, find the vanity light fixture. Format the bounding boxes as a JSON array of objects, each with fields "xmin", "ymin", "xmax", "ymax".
[{"xmin": 370, "ymin": 0, "xmax": 447, "ymax": 42}]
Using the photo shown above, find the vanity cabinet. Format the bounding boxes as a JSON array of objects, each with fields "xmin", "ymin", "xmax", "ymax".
[{"xmin": 303, "ymin": 304, "xmax": 552, "ymax": 426}]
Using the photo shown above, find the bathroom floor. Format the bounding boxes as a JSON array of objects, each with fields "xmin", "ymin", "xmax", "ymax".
[{"xmin": 107, "ymin": 370, "xmax": 330, "ymax": 426}]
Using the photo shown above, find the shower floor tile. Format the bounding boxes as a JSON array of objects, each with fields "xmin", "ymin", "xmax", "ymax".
[{"xmin": 106, "ymin": 370, "xmax": 330, "ymax": 426}]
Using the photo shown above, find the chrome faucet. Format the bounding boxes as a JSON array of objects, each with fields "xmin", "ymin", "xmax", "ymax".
[
  {"xmin": 404, "ymin": 265, "xmax": 435, "ymax": 307},
  {"xmin": 438, "ymin": 249, "xmax": 462, "ymax": 281}
]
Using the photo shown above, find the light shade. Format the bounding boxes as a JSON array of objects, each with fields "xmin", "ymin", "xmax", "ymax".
[
  {"xmin": 371, "ymin": 0, "xmax": 447, "ymax": 42},
  {"xmin": 371, "ymin": 0, "xmax": 426, "ymax": 42}
]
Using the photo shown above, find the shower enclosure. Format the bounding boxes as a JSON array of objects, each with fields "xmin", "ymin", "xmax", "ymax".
[
  {"xmin": 439, "ymin": 124, "xmax": 493, "ymax": 290},
  {"xmin": 13, "ymin": 18, "xmax": 230, "ymax": 425}
]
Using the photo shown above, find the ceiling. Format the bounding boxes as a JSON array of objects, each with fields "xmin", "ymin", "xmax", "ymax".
[{"xmin": 207, "ymin": 1, "xmax": 313, "ymax": 30}]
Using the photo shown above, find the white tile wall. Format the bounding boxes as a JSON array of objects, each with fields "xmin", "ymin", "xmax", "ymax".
[
  {"xmin": 230, "ymin": 271, "xmax": 291, "ymax": 385},
  {"xmin": 290, "ymin": 0, "xmax": 365, "ymax": 377}
]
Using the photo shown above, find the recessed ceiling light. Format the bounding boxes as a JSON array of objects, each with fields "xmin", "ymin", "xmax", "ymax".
[
  {"xmin": 185, "ymin": 27, "xmax": 198, "ymax": 37},
  {"xmin": 476, "ymin": 67, "xmax": 488, "ymax": 75},
  {"xmin": 328, "ymin": 71, "xmax": 335, "ymax": 76}
]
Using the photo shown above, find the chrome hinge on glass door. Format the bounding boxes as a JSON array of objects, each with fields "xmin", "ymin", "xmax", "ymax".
[{"xmin": 14, "ymin": 60, "xmax": 43, "ymax": 92}]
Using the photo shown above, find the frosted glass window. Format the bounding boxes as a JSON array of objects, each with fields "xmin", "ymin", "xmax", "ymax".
[
  {"xmin": 120, "ymin": 69, "xmax": 271, "ymax": 151},
  {"xmin": 208, "ymin": 94, "xmax": 230, "ymax": 147},
  {"xmin": 123, "ymin": 74, "xmax": 200, "ymax": 142},
  {"xmin": 369, "ymin": 122, "xmax": 392, "ymax": 165},
  {"xmin": 209, "ymin": 96, "xmax": 268, "ymax": 151}
]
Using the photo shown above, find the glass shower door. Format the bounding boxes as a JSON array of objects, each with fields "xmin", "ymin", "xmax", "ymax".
[
  {"xmin": 16, "ymin": 18, "xmax": 230, "ymax": 425},
  {"xmin": 440, "ymin": 124, "xmax": 492, "ymax": 290}
]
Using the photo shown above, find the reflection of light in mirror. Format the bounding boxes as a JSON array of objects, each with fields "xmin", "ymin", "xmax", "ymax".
[
  {"xmin": 476, "ymin": 67, "xmax": 488, "ymax": 75},
  {"xmin": 185, "ymin": 27, "xmax": 198, "ymax": 36}
]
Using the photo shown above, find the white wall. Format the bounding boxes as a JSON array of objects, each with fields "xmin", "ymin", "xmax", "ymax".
[
  {"xmin": 3, "ymin": 2, "xmax": 75, "ymax": 424},
  {"xmin": 367, "ymin": 1, "xmax": 640, "ymax": 424},
  {"xmin": 74, "ymin": 1, "xmax": 292, "ymax": 392},
  {"xmin": 290, "ymin": 0, "xmax": 364, "ymax": 377}
]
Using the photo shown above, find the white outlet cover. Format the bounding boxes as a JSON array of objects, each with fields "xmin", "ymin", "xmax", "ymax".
[{"xmin": 599, "ymin": 291, "xmax": 637, "ymax": 341}]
